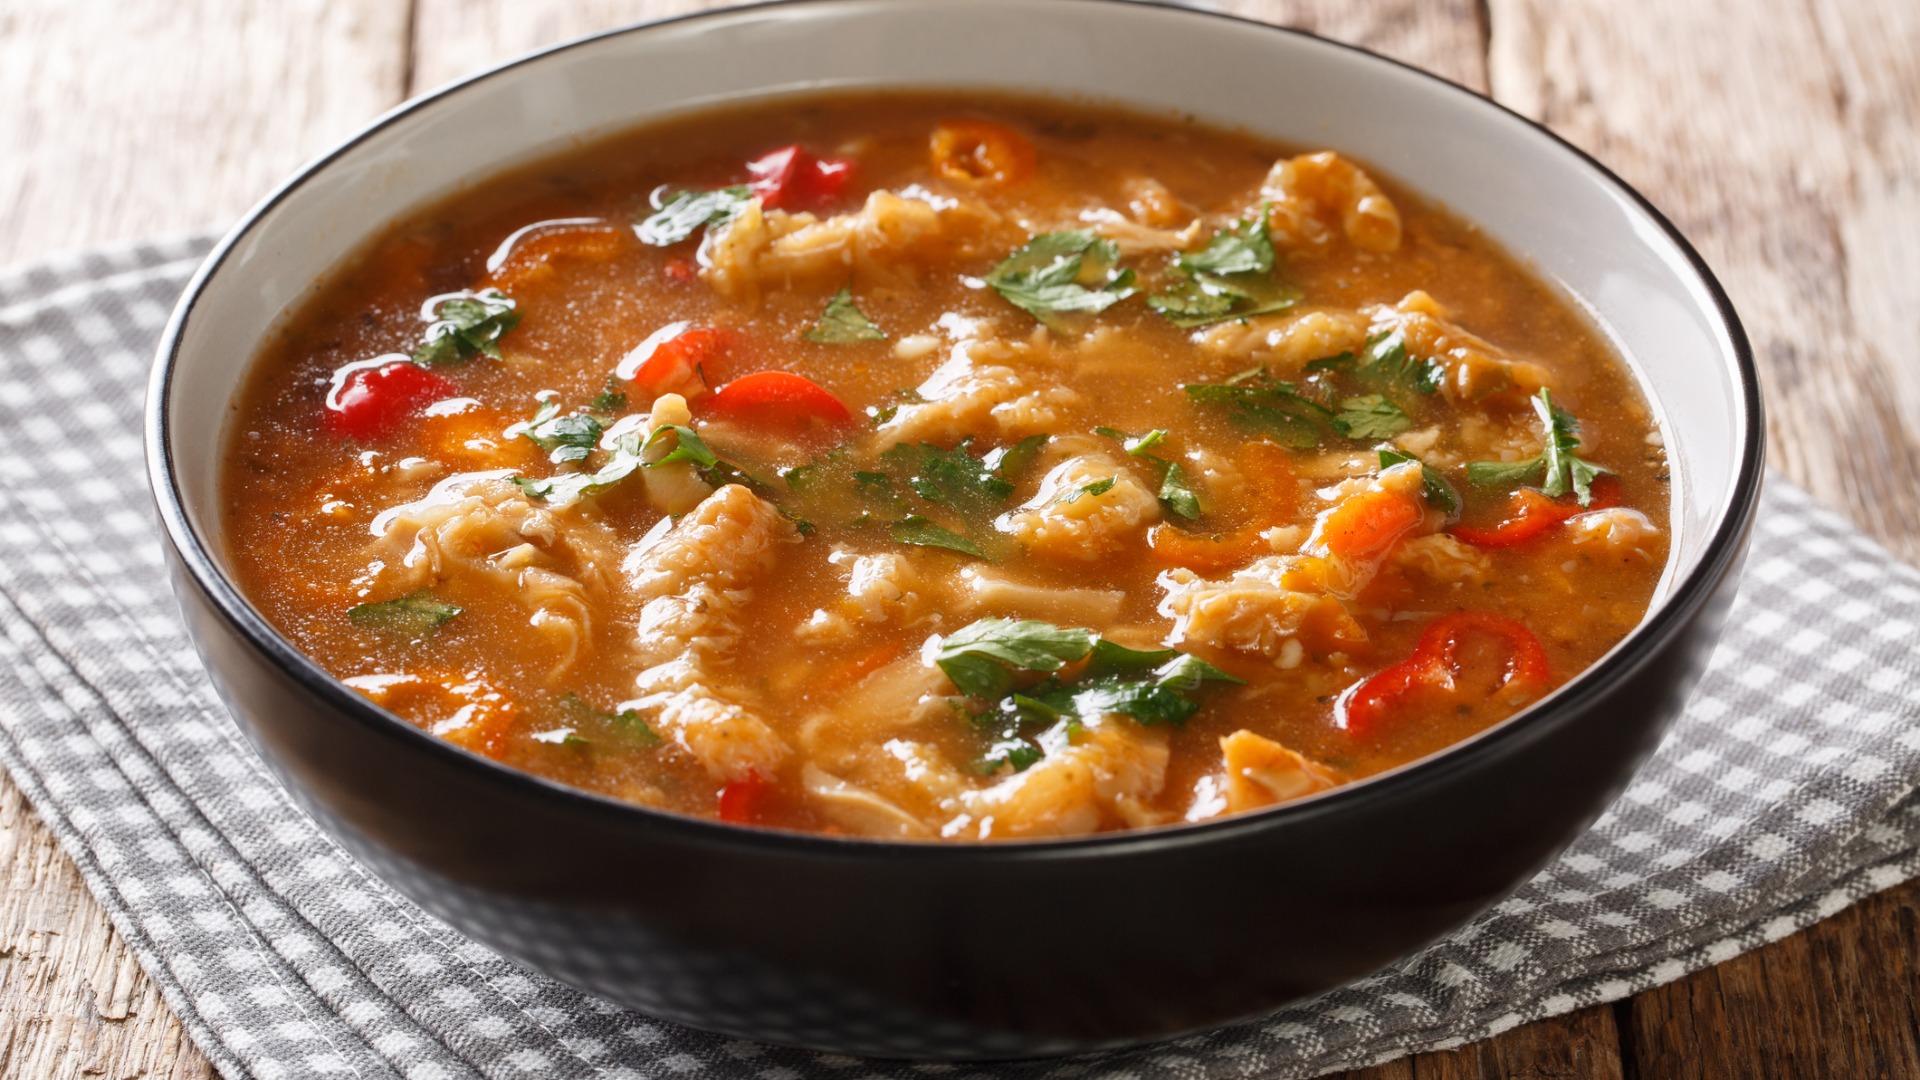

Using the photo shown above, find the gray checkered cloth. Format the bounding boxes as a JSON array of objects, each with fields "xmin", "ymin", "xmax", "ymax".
[{"xmin": 1, "ymin": 236, "xmax": 1917, "ymax": 1080}]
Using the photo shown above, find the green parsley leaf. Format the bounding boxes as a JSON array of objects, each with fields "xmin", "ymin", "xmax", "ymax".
[
  {"xmin": 1156, "ymin": 458, "xmax": 1203, "ymax": 521},
  {"xmin": 555, "ymin": 692, "xmax": 662, "ymax": 747},
  {"xmin": 1378, "ymin": 448, "xmax": 1461, "ymax": 516},
  {"xmin": 1361, "ymin": 331, "xmax": 1443, "ymax": 395},
  {"xmin": 804, "ymin": 287, "xmax": 886, "ymax": 343},
  {"xmin": 985, "ymin": 230, "xmax": 1137, "ymax": 328},
  {"xmin": 347, "ymin": 590, "xmax": 462, "ymax": 639},
  {"xmin": 892, "ymin": 516, "xmax": 988, "ymax": 560},
  {"xmin": 1094, "ymin": 427, "xmax": 1167, "ymax": 455},
  {"xmin": 1184, "ymin": 375, "xmax": 1333, "ymax": 450},
  {"xmin": 1060, "ymin": 476, "xmax": 1118, "ymax": 505},
  {"xmin": 879, "ymin": 439, "xmax": 1016, "ymax": 520},
  {"xmin": 982, "ymin": 434, "xmax": 1049, "ymax": 480},
  {"xmin": 1331, "ymin": 394, "xmax": 1413, "ymax": 439},
  {"xmin": 642, "ymin": 424, "xmax": 720, "ymax": 469},
  {"xmin": 414, "ymin": 289, "xmax": 521, "ymax": 366},
  {"xmin": 1177, "ymin": 209, "xmax": 1275, "ymax": 277},
  {"xmin": 1464, "ymin": 458, "xmax": 1544, "ymax": 488},
  {"xmin": 589, "ymin": 377, "xmax": 628, "ymax": 415},
  {"xmin": 635, "ymin": 185, "xmax": 755, "ymax": 247},
  {"xmin": 935, "ymin": 618, "xmax": 1098, "ymax": 699},
  {"xmin": 1464, "ymin": 388, "xmax": 1611, "ymax": 507},
  {"xmin": 1147, "ymin": 206, "xmax": 1303, "ymax": 329},
  {"xmin": 1021, "ymin": 639, "xmax": 1243, "ymax": 727},
  {"xmin": 517, "ymin": 400, "xmax": 605, "ymax": 465}
]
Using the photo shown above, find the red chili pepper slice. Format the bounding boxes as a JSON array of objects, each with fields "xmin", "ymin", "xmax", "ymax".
[
  {"xmin": 323, "ymin": 360, "xmax": 458, "ymax": 441},
  {"xmin": 705, "ymin": 371, "xmax": 853, "ymax": 435},
  {"xmin": 620, "ymin": 325, "xmax": 736, "ymax": 402},
  {"xmin": 1449, "ymin": 477, "xmax": 1621, "ymax": 548},
  {"xmin": 746, "ymin": 144, "xmax": 857, "ymax": 211},
  {"xmin": 717, "ymin": 772, "xmax": 771, "ymax": 825},
  {"xmin": 1338, "ymin": 611, "xmax": 1551, "ymax": 737}
]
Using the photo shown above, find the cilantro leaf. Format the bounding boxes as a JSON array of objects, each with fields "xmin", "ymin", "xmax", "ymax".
[
  {"xmin": 892, "ymin": 516, "xmax": 989, "ymax": 560},
  {"xmin": 1378, "ymin": 448, "xmax": 1461, "ymax": 516},
  {"xmin": 805, "ymin": 287, "xmax": 887, "ymax": 343},
  {"xmin": 1177, "ymin": 210, "xmax": 1275, "ymax": 277},
  {"xmin": 1360, "ymin": 331, "xmax": 1443, "ymax": 395},
  {"xmin": 642, "ymin": 424, "xmax": 720, "ymax": 469},
  {"xmin": 1148, "ymin": 206, "xmax": 1302, "ymax": 329},
  {"xmin": 982, "ymin": 433, "xmax": 1049, "ymax": 480},
  {"xmin": 1016, "ymin": 637, "xmax": 1242, "ymax": 727},
  {"xmin": 635, "ymin": 185, "xmax": 755, "ymax": 246},
  {"xmin": 1185, "ymin": 374, "xmax": 1333, "ymax": 450},
  {"xmin": 935, "ymin": 618, "xmax": 1097, "ymax": 698},
  {"xmin": 347, "ymin": 590, "xmax": 461, "ymax": 639},
  {"xmin": 516, "ymin": 398, "xmax": 605, "ymax": 465},
  {"xmin": 1464, "ymin": 388, "xmax": 1611, "ymax": 507},
  {"xmin": 880, "ymin": 440, "xmax": 1014, "ymax": 519},
  {"xmin": 1157, "ymin": 458, "xmax": 1203, "ymax": 521},
  {"xmin": 985, "ymin": 230, "xmax": 1137, "ymax": 327},
  {"xmin": 1060, "ymin": 476, "xmax": 1117, "ymax": 505},
  {"xmin": 1332, "ymin": 394, "xmax": 1413, "ymax": 439},
  {"xmin": 555, "ymin": 692, "xmax": 661, "ymax": 747},
  {"xmin": 1094, "ymin": 427, "xmax": 1167, "ymax": 455},
  {"xmin": 414, "ymin": 289, "xmax": 521, "ymax": 365}
]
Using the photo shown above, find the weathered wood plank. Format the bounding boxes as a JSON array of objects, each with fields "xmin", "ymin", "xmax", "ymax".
[
  {"xmin": 1341, "ymin": 1005, "xmax": 1625, "ymax": 1080},
  {"xmin": 1486, "ymin": 0, "xmax": 1920, "ymax": 1074},
  {"xmin": 0, "ymin": 2, "xmax": 411, "ymax": 1078},
  {"xmin": 0, "ymin": 782, "xmax": 217, "ymax": 1080},
  {"xmin": 1486, "ymin": 0, "xmax": 1920, "ymax": 564},
  {"xmin": 0, "ymin": 0, "xmax": 411, "ymax": 266},
  {"xmin": 1621, "ymin": 878, "xmax": 1920, "ymax": 1079}
]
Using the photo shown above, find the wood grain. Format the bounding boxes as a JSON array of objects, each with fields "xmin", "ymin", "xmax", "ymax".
[
  {"xmin": 0, "ymin": 1, "xmax": 1915, "ymax": 1078},
  {"xmin": 0, "ymin": 0, "xmax": 410, "ymax": 267},
  {"xmin": 1487, "ymin": 0, "xmax": 1920, "ymax": 565}
]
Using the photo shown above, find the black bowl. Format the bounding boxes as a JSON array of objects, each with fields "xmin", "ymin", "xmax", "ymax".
[{"xmin": 147, "ymin": 0, "xmax": 1762, "ymax": 1058}]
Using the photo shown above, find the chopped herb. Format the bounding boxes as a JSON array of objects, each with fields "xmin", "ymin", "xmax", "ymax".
[
  {"xmin": 642, "ymin": 424, "xmax": 720, "ymax": 469},
  {"xmin": 1025, "ymin": 646, "xmax": 1243, "ymax": 727},
  {"xmin": 1061, "ymin": 476, "xmax": 1118, "ymax": 505},
  {"xmin": 865, "ymin": 387, "xmax": 925, "ymax": 424},
  {"xmin": 634, "ymin": 185, "xmax": 755, "ymax": 246},
  {"xmin": 1094, "ymin": 427, "xmax": 1167, "ymax": 455},
  {"xmin": 414, "ymin": 289, "xmax": 521, "ymax": 366},
  {"xmin": 556, "ymin": 692, "xmax": 662, "ymax": 746},
  {"xmin": 516, "ymin": 398, "xmax": 605, "ymax": 465},
  {"xmin": 1332, "ymin": 394, "xmax": 1413, "ymax": 439},
  {"xmin": 529, "ymin": 728, "xmax": 589, "ymax": 747},
  {"xmin": 1094, "ymin": 427, "xmax": 1199, "ymax": 520},
  {"xmin": 589, "ymin": 378, "xmax": 628, "ymax": 414},
  {"xmin": 935, "ymin": 618, "xmax": 1097, "ymax": 698},
  {"xmin": 1157, "ymin": 459, "xmax": 1203, "ymax": 521},
  {"xmin": 1184, "ymin": 372, "xmax": 1333, "ymax": 450},
  {"xmin": 804, "ymin": 287, "xmax": 887, "ymax": 343},
  {"xmin": 985, "ymin": 230, "xmax": 1137, "ymax": 328},
  {"xmin": 1464, "ymin": 388, "xmax": 1611, "ymax": 506},
  {"xmin": 1148, "ymin": 205, "xmax": 1303, "ymax": 329},
  {"xmin": 880, "ymin": 439, "xmax": 1014, "ymax": 517},
  {"xmin": 892, "ymin": 516, "xmax": 989, "ymax": 559},
  {"xmin": 1359, "ymin": 331, "xmax": 1443, "ymax": 395},
  {"xmin": 1378, "ymin": 448, "xmax": 1461, "ymax": 516},
  {"xmin": 347, "ymin": 590, "xmax": 462, "ymax": 639},
  {"xmin": 982, "ymin": 434, "xmax": 1049, "ymax": 480},
  {"xmin": 941, "ymin": 620, "xmax": 1243, "ymax": 772}
]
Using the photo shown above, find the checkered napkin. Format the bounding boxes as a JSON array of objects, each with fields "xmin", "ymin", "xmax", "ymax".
[{"xmin": 2, "ymin": 237, "xmax": 1918, "ymax": 1080}]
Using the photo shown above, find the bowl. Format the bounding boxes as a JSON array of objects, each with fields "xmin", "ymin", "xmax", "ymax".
[{"xmin": 146, "ymin": 0, "xmax": 1762, "ymax": 1059}]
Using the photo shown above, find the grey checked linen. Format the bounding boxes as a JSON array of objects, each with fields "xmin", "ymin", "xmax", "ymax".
[{"xmin": 1, "ymin": 236, "xmax": 1917, "ymax": 1080}]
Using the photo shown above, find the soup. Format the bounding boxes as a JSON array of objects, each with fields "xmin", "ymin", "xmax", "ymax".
[{"xmin": 223, "ymin": 94, "xmax": 1669, "ymax": 840}]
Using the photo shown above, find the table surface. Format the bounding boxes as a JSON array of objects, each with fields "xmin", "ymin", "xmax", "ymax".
[{"xmin": 3, "ymin": 1, "xmax": 1918, "ymax": 1076}]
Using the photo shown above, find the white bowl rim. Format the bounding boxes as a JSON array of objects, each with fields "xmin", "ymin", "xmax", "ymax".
[{"xmin": 145, "ymin": 0, "xmax": 1765, "ymax": 859}]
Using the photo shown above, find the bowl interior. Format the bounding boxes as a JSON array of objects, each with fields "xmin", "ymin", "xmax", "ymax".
[{"xmin": 156, "ymin": 0, "xmax": 1752, "ymax": 755}]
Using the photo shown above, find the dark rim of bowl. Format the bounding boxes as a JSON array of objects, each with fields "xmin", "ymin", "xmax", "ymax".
[{"xmin": 145, "ymin": 0, "xmax": 1765, "ymax": 861}]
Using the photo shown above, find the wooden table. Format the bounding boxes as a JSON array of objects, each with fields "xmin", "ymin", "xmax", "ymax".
[{"xmin": 3, "ymin": 1, "xmax": 1916, "ymax": 1076}]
